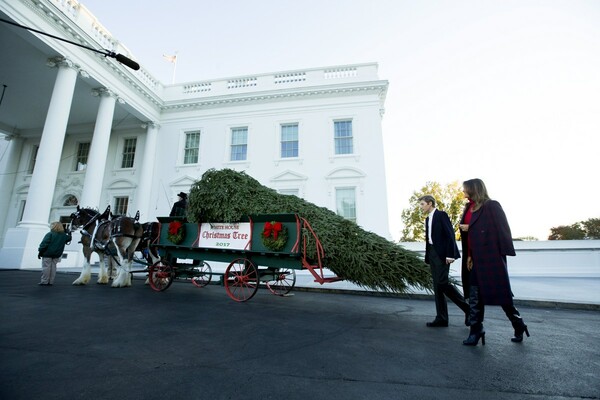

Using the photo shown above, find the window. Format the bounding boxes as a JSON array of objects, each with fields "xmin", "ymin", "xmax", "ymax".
[
  {"xmin": 121, "ymin": 138, "xmax": 137, "ymax": 168},
  {"xmin": 183, "ymin": 131, "xmax": 200, "ymax": 164},
  {"xmin": 114, "ymin": 196, "xmax": 129, "ymax": 216},
  {"xmin": 334, "ymin": 120, "xmax": 353, "ymax": 155},
  {"xmin": 336, "ymin": 187, "xmax": 356, "ymax": 222},
  {"xmin": 230, "ymin": 127, "xmax": 248, "ymax": 161},
  {"xmin": 278, "ymin": 188, "xmax": 299, "ymax": 197},
  {"xmin": 63, "ymin": 195, "xmax": 78, "ymax": 206},
  {"xmin": 28, "ymin": 145, "xmax": 39, "ymax": 174},
  {"xmin": 18, "ymin": 200, "xmax": 26, "ymax": 222},
  {"xmin": 280, "ymin": 124, "xmax": 299, "ymax": 158},
  {"xmin": 75, "ymin": 142, "xmax": 90, "ymax": 171}
]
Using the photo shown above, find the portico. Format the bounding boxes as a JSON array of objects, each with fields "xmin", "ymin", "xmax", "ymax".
[{"xmin": 0, "ymin": 0, "xmax": 391, "ymax": 270}]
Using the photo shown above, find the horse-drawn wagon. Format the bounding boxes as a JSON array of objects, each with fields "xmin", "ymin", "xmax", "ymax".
[{"xmin": 147, "ymin": 213, "xmax": 342, "ymax": 302}]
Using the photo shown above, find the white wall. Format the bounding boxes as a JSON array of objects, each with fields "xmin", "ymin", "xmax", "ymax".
[
  {"xmin": 150, "ymin": 93, "xmax": 390, "ymax": 237},
  {"xmin": 400, "ymin": 240, "xmax": 600, "ymax": 277}
]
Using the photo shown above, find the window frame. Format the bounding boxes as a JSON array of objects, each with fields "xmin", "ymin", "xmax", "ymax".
[
  {"xmin": 182, "ymin": 130, "xmax": 201, "ymax": 165},
  {"xmin": 18, "ymin": 199, "xmax": 26, "ymax": 222},
  {"xmin": 278, "ymin": 188, "xmax": 300, "ymax": 197},
  {"xmin": 333, "ymin": 120, "xmax": 354, "ymax": 155},
  {"xmin": 230, "ymin": 126, "xmax": 248, "ymax": 162},
  {"xmin": 280, "ymin": 123, "xmax": 299, "ymax": 159},
  {"xmin": 120, "ymin": 137, "xmax": 137, "ymax": 169},
  {"xmin": 74, "ymin": 141, "xmax": 91, "ymax": 172},
  {"xmin": 335, "ymin": 186, "xmax": 357, "ymax": 222},
  {"xmin": 62, "ymin": 195, "xmax": 79, "ymax": 207},
  {"xmin": 113, "ymin": 196, "xmax": 129, "ymax": 216},
  {"xmin": 27, "ymin": 145, "xmax": 39, "ymax": 175}
]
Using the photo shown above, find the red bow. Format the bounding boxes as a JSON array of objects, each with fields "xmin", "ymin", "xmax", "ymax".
[
  {"xmin": 263, "ymin": 221, "xmax": 283, "ymax": 239},
  {"xmin": 169, "ymin": 221, "xmax": 183, "ymax": 235}
]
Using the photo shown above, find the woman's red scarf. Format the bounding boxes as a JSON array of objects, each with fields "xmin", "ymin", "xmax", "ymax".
[{"xmin": 463, "ymin": 199, "xmax": 475, "ymax": 224}]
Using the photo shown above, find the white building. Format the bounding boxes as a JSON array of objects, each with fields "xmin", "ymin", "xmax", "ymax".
[{"xmin": 0, "ymin": 0, "xmax": 390, "ymax": 269}]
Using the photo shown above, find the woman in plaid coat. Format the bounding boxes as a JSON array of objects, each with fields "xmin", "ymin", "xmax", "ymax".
[{"xmin": 461, "ymin": 179, "xmax": 530, "ymax": 346}]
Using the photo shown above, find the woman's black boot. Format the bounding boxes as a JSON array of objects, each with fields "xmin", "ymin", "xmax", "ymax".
[
  {"xmin": 463, "ymin": 286, "xmax": 485, "ymax": 346},
  {"xmin": 502, "ymin": 305, "xmax": 530, "ymax": 343},
  {"xmin": 463, "ymin": 323, "xmax": 485, "ymax": 346},
  {"xmin": 510, "ymin": 318, "xmax": 530, "ymax": 342}
]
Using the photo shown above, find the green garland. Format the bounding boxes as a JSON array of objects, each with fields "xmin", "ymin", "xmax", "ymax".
[{"xmin": 261, "ymin": 221, "xmax": 288, "ymax": 252}]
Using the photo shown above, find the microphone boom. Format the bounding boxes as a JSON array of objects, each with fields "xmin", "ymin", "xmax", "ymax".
[
  {"xmin": 0, "ymin": 17, "xmax": 141, "ymax": 71},
  {"xmin": 114, "ymin": 53, "xmax": 140, "ymax": 71}
]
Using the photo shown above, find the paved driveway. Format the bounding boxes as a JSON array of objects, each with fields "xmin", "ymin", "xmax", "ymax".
[{"xmin": 1, "ymin": 270, "xmax": 598, "ymax": 400}]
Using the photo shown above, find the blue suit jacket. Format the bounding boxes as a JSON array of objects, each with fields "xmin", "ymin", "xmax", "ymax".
[{"xmin": 425, "ymin": 209, "xmax": 461, "ymax": 264}]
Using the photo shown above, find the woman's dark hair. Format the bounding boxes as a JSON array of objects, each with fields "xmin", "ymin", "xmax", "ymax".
[{"xmin": 462, "ymin": 179, "xmax": 490, "ymax": 210}]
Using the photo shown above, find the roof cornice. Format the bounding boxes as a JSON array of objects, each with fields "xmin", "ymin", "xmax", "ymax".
[{"xmin": 161, "ymin": 81, "xmax": 389, "ymax": 111}]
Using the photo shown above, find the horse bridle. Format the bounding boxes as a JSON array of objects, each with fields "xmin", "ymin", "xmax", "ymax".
[
  {"xmin": 71, "ymin": 208, "xmax": 95, "ymax": 224},
  {"xmin": 70, "ymin": 208, "xmax": 106, "ymax": 235}
]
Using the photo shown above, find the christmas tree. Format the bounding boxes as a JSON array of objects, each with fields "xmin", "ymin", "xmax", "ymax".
[{"xmin": 187, "ymin": 169, "xmax": 432, "ymax": 293}]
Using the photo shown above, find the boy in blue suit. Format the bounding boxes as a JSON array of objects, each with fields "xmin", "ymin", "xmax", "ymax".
[{"xmin": 419, "ymin": 195, "xmax": 469, "ymax": 327}]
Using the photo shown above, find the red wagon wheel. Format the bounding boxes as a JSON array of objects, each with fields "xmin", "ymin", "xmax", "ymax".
[
  {"xmin": 224, "ymin": 258, "xmax": 259, "ymax": 302},
  {"xmin": 191, "ymin": 261, "xmax": 212, "ymax": 288},
  {"xmin": 266, "ymin": 268, "xmax": 296, "ymax": 296},
  {"xmin": 148, "ymin": 260, "xmax": 175, "ymax": 292}
]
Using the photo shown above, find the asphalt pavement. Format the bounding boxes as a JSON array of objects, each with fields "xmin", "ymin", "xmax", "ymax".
[{"xmin": 1, "ymin": 270, "xmax": 599, "ymax": 400}]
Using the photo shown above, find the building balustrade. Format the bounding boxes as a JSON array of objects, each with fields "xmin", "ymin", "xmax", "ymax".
[{"xmin": 32, "ymin": 0, "xmax": 381, "ymax": 103}]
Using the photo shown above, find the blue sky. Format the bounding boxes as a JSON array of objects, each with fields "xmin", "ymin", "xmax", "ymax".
[{"xmin": 82, "ymin": 0, "xmax": 600, "ymax": 240}]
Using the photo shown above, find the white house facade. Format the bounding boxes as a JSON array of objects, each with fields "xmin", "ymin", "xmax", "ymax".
[{"xmin": 0, "ymin": 0, "xmax": 390, "ymax": 269}]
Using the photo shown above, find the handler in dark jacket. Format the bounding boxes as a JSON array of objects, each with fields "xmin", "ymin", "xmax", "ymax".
[
  {"xmin": 419, "ymin": 195, "xmax": 469, "ymax": 328},
  {"xmin": 461, "ymin": 179, "xmax": 530, "ymax": 346},
  {"xmin": 38, "ymin": 222, "xmax": 72, "ymax": 285},
  {"xmin": 170, "ymin": 192, "xmax": 188, "ymax": 217}
]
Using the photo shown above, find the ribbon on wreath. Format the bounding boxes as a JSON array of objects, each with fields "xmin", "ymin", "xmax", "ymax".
[
  {"xmin": 169, "ymin": 221, "xmax": 183, "ymax": 235},
  {"xmin": 263, "ymin": 221, "xmax": 283, "ymax": 240}
]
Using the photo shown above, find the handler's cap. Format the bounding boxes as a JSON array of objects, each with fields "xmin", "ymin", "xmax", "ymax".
[{"xmin": 177, "ymin": 192, "xmax": 187, "ymax": 199}]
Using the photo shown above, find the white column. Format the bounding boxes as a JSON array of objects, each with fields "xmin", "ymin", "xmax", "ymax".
[
  {"xmin": 0, "ymin": 135, "xmax": 24, "ymax": 245},
  {"xmin": 79, "ymin": 88, "xmax": 118, "ymax": 208},
  {"xmin": 135, "ymin": 122, "xmax": 159, "ymax": 220},
  {"xmin": 0, "ymin": 57, "xmax": 83, "ymax": 269},
  {"xmin": 19, "ymin": 57, "xmax": 78, "ymax": 229}
]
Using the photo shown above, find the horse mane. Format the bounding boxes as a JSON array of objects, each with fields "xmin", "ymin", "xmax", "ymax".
[
  {"xmin": 77, "ymin": 206, "xmax": 100, "ymax": 215},
  {"xmin": 110, "ymin": 210, "xmax": 140, "ymax": 221}
]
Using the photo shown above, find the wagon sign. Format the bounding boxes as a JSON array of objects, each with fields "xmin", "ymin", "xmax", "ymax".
[{"xmin": 198, "ymin": 222, "xmax": 251, "ymax": 250}]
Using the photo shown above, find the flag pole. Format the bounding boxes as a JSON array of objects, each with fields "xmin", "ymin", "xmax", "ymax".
[
  {"xmin": 171, "ymin": 52, "xmax": 177, "ymax": 84},
  {"xmin": 163, "ymin": 52, "xmax": 178, "ymax": 84}
]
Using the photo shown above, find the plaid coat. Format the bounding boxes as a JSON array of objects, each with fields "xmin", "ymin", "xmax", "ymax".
[{"xmin": 469, "ymin": 200, "xmax": 516, "ymax": 305}]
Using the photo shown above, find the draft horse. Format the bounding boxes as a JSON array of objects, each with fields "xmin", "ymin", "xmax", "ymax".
[
  {"xmin": 70, "ymin": 205, "xmax": 144, "ymax": 288},
  {"xmin": 136, "ymin": 221, "xmax": 161, "ymax": 285},
  {"xmin": 136, "ymin": 222, "xmax": 160, "ymax": 266},
  {"xmin": 70, "ymin": 206, "xmax": 112, "ymax": 285}
]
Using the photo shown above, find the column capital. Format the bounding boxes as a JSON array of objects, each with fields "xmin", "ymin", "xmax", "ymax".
[
  {"xmin": 141, "ymin": 121, "xmax": 160, "ymax": 130},
  {"xmin": 91, "ymin": 87, "xmax": 125, "ymax": 104},
  {"xmin": 46, "ymin": 56, "xmax": 89, "ymax": 78}
]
